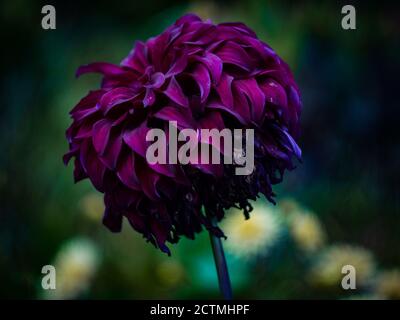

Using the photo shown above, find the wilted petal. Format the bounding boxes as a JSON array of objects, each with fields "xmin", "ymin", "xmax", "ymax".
[
  {"xmin": 273, "ymin": 125, "xmax": 302, "ymax": 159},
  {"xmin": 126, "ymin": 209, "xmax": 147, "ymax": 234},
  {"xmin": 150, "ymin": 218, "xmax": 171, "ymax": 255}
]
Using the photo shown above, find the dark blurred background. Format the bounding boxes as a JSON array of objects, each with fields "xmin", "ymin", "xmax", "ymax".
[{"xmin": 0, "ymin": 0, "xmax": 399, "ymax": 299}]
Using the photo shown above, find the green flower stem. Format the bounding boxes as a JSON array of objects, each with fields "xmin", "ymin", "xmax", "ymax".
[{"xmin": 209, "ymin": 219, "xmax": 233, "ymax": 300}]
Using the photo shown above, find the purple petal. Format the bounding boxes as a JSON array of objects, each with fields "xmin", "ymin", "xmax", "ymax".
[
  {"xmin": 150, "ymin": 218, "xmax": 171, "ymax": 255},
  {"xmin": 163, "ymin": 77, "xmax": 188, "ymax": 107},
  {"xmin": 274, "ymin": 125, "xmax": 302, "ymax": 159},
  {"xmin": 71, "ymin": 107, "xmax": 98, "ymax": 122},
  {"xmin": 121, "ymin": 41, "xmax": 148, "ymax": 73},
  {"xmin": 198, "ymin": 110, "xmax": 225, "ymax": 131},
  {"xmin": 143, "ymin": 88, "xmax": 156, "ymax": 107},
  {"xmin": 259, "ymin": 79, "xmax": 288, "ymax": 107},
  {"xmin": 146, "ymin": 72, "xmax": 165, "ymax": 89},
  {"xmin": 122, "ymin": 121, "xmax": 150, "ymax": 158},
  {"xmin": 218, "ymin": 22, "xmax": 257, "ymax": 37},
  {"xmin": 100, "ymin": 87, "xmax": 138, "ymax": 114},
  {"xmin": 70, "ymin": 90, "xmax": 104, "ymax": 115},
  {"xmin": 242, "ymin": 36, "xmax": 276, "ymax": 61},
  {"xmin": 207, "ymin": 99, "xmax": 247, "ymax": 124},
  {"xmin": 192, "ymin": 52, "xmax": 222, "ymax": 84},
  {"xmin": 165, "ymin": 55, "xmax": 188, "ymax": 78},
  {"xmin": 73, "ymin": 157, "xmax": 88, "ymax": 183},
  {"xmin": 287, "ymin": 85, "xmax": 302, "ymax": 138},
  {"xmin": 215, "ymin": 41, "xmax": 253, "ymax": 71},
  {"xmin": 103, "ymin": 207, "xmax": 122, "ymax": 232},
  {"xmin": 75, "ymin": 120, "xmax": 95, "ymax": 139},
  {"xmin": 260, "ymin": 135, "xmax": 290, "ymax": 160},
  {"xmin": 191, "ymin": 63, "xmax": 211, "ymax": 103},
  {"xmin": 63, "ymin": 146, "xmax": 78, "ymax": 166},
  {"xmin": 147, "ymin": 32, "xmax": 170, "ymax": 71},
  {"xmin": 76, "ymin": 62, "xmax": 127, "ymax": 78},
  {"xmin": 117, "ymin": 151, "xmax": 141, "ymax": 190},
  {"xmin": 80, "ymin": 140, "xmax": 106, "ymax": 192},
  {"xmin": 234, "ymin": 78, "xmax": 265, "ymax": 122},
  {"xmin": 198, "ymin": 111, "xmax": 226, "ymax": 154},
  {"xmin": 192, "ymin": 159, "xmax": 223, "ymax": 177},
  {"xmin": 175, "ymin": 14, "xmax": 202, "ymax": 26},
  {"xmin": 92, "ymin": 119, "xmax": 112, "ymax": 155},
  {"xmin": 215, "ymin": 73, "xmax": 234, "ymax": 108},
  {"xmin": 100, "ymin": 134, "xmax": 123, "ymax": 170},
  {"xmin": 148, "ymin": 163, "xmax": 175, "ymax": 178},
  {"xmin": 154, "ymin": 106, "xmax": 195, "ymax": 129},
  {"xmin": 137, "ymin": 161, "xmax": 161, "ymax": 200},
  {"xmin": 180, "ymin": 23, "xmax": 216, "ymax": 45}
]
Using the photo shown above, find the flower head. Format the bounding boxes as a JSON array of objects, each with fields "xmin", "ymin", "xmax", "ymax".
[{"xmin": 64, "ymin": 14, "xmax": 301, "ymax": 254}]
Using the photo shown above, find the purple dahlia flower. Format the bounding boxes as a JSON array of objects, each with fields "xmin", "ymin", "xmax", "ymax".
[{"xmin": 64, "ymin": 14, "xmax": 301, "ymax": 254}]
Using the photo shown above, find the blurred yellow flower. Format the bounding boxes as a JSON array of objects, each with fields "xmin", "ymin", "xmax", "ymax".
[
  {"xmin": 222, "ymin": 202, "xmax": 282, "ymax": 259},
  {"xmin": 310, "ymin": 245, "xmax": 375, "ymax": 288},
  {"xmin": 289, "ymin": 211, "xmax": 326, "ymax": 252},
  {"xmin": 43, "ymin": 237, "xmax": 100, "ymax": 299},
  {"xmin": 375, "ymin": 269, "xmax": 400, "ymax": 299},
  {"xmin": 156, "ymin": 259, "xmax": 186, "ymax": 287},
  {"xmin": 79, "ymin": 193, "xmax": 104, "ymax": 222},
  {"xmin": 278, "ymin": 198, "xmax": 325, "ymax": 253}
]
